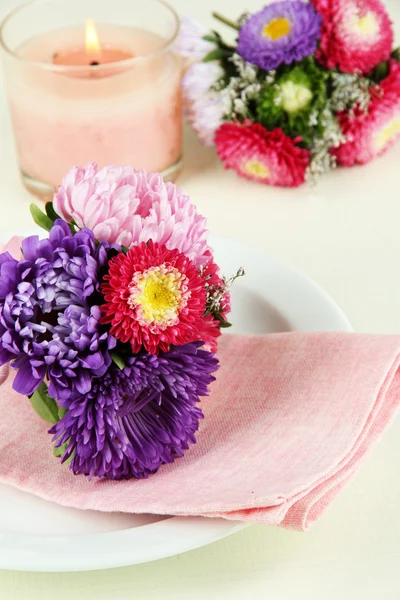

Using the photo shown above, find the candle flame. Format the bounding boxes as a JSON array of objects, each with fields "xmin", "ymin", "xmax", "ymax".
[{"xmin": 85, "ymin": 19, "xmax": 101, "ymax": 58}]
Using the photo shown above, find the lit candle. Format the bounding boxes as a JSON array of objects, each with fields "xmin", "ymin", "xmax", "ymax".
[
  {"xmin": 52, "ymin": 20, "xmax": 133, "ymax": 69},
  {"xmin": 0, "ymin": 0, "xmax": 182, "ymax": 200}
]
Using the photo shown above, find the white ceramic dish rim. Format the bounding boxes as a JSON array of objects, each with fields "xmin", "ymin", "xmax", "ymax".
[{"xmin": 0, "ymin": 231, "xmax": 352, "ymax": 572}]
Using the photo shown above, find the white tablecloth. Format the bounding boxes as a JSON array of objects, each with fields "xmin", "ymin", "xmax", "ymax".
[{"xmin": 0, "ymin": 0, "xmax": 399, "ymax": 597}]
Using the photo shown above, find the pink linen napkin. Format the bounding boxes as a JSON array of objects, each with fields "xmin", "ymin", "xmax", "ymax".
[
  {"xmin": 0, "ymin": 331, "xmax": 399, "ymax": 531},
  {"xmin": 0, "ymin": 235, "xmax": 399, "ymax": 530}
]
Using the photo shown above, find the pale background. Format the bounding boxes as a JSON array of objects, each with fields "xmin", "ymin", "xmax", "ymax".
[{"xmin": 0, "ymin": 0, "xmax": 399, "ymax": 597}]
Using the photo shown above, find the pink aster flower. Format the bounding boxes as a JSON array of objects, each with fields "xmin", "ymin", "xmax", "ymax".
[
  {"xmin": 311, "ymin": 0, "xmax": 393, "ymax": 74},
  {"xmin": 333, "ymin": 61, "xmax": 400, "ymax": 166},
  {"xmin": 101, "ymin": 241, "xmax": 220, "ymax": 355},
  {"xmin": 53, "ymin": 163, "xmax": 209, "ymax": 267},
  {"xmin": 215, "ymin": 121, "xmax": 310, "ymax": 188}
]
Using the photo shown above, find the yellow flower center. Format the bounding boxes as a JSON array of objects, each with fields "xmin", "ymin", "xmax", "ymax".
[
  {"xmin": 374, "ymin": 116, "xmax": 400, "ymax": 152},
  {"xmin": 350, "ymin": 10, "xmax": 379, "ymax": 38},
  {"xmin": 129, "ymin": 265, "xmax": 189, "ymax": 327},
  {"xmin": 263, "ymin": 17, "xmax": 292, "ymax": 41},
  {"xmin": 279, "ymin": 81, "xmax": 313, "ymax": 113},
  {"xmin": 244, "ymin": 160, "xmax": 270, "ymax": 180}
]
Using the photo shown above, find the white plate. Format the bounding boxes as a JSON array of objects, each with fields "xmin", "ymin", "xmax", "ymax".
[{"xmin": 0, "ymin": 232, "xmax": 352, "ymax": 572}]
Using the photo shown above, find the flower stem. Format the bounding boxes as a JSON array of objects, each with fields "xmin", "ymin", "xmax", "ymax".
[{"xmin": 212, "ymin": 12, "xmax": 240, "ymax": 31}]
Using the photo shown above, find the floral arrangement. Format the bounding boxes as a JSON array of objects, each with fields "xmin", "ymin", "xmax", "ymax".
[
  {"xmin": 0, "ymin": 164, "xmax": 243, "ymax": 480},
  {"xmin": 178, "ymin": 0, "xmax": 400, "ymax": 187}
]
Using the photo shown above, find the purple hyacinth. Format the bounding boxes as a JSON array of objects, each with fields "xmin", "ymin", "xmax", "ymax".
[
  {"xmin": 237, "ymin": 1, "xmax": 322, "ymax": 71},
  {"xmin": 0, "ymin": 220, "xmax": 115, "ymax": 396},
  {"xmin": 50, "ymin": 343, "xmax": 219, "ymax": 479}
]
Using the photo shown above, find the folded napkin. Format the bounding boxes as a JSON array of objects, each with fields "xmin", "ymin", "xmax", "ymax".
[{"xmin": 0, "ymin": 330, "xmax": 398, "ymax": 530}]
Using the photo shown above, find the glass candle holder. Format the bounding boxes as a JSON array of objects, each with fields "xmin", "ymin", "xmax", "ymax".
[{"xmin": 0, "ymin": 0, "xmax": 182, "ymax": 201}]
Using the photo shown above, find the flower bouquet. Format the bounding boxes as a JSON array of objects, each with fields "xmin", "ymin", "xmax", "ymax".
[
  {"xmin": 178, "ymin": 0, "xmax": 400, "ymax": 187},
  {"xmin": 0, "ymin": 164, "xmax": 242, "ymax": 480}
]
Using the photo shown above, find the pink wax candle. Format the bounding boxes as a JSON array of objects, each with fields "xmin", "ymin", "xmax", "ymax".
[
  {"xmin": 0, "ymin": 0, "xmax": 182, "ymax": 200},
  {"xmin": 51, "ymin": 20, "xmax": 135, "ymax": 71}
]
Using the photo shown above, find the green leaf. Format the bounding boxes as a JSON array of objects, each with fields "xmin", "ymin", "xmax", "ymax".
[
  {"xmin": 202, "ymin": 33, "xmax": 219, "ymax": 43},
  {"xmin": 121, "ymin": 245, "xmax": 129, "ymax": 254},
  {"xmin": 30, "ymin": 204, "xmax": 54, "ymax": 232},
  {"xmin": 391, "ymin": 47, "xmax": 400, "ymax": 62},
  {"xmin": 203, "ymin": 48, "xmax": 233, "ymax": 63},
  {"xmin": 111, "ymin": 351, "xmax": 126, "ymax": 371},
  {"xmin": 67, "ymin": 218, "xmax": 80, "ymax": 235},
  {"xmin": 218, "ymin": 318, "xmax": 232, "ymax": 328},
  {"xmin": 370, "ymin": 60, "xmax": 389, "ymax": 83},
  {"xmin": 29, "ymin": 383, "xmax": 59, "ymax": 424},
  {"xmin": 58, "ymin": 406, "xmax": 67, "ymax": 419},
  {"xmin": 53, "ymin": 440, "xmax": 74, "ymax": 465},
  {"xmin": 53, "ymin": 441, "xmax": 68, "ymax": 457},
  {"xmin": 213, "ymin": 313, "xmax": 232, "ymax": 328},
  {"xmin": 45, "ymin": 201, "xmax": 59, "ymax": 222}
]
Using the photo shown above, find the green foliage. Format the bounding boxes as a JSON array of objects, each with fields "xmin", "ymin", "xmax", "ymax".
[
  {"xmin": 111, "ymin": 351, "xmax": 126, "ymax": 371},
  {"xmin": 29, "ymin": 383, "xmax": 59, "ymax": 424},
  {"xmin": 29, "ymin": 383, "xmax": 74, "ymax": 463},
  {"xmin": 392, "ymin": 47, "xmax": 400, "ymax": 61},
  {"xmin": 45, "ymin": 202, "xmax": 59, "ymax": 222},
  {"xmin": 201, "ymin": 28, "xmax": 236, "ymax": 82},
  {"xmin": 203, "ymin": 48, "xmax": 233, "ymax": 63},
  {"xmin": 215, "ymin": 314, "xmax": 232, "ymax": 328},
  {"xmin": 53, "ymin": 439, "xmax": 74, "ymax": 464},
  {"xmin": 257, "ymin": 58, "xmax": 328, "ymax": 147},
  {"xmin": 370, "ymin": 60, "xmax": 389, "ymax": 83},
  {"xmin": 58, "ymin": 406, "xmax": 67, "ymax": 419},
  {"xmin": 30, "ymin": 204, "xmax": 54, "ymax": 232},
  {"xmin": 53, "ymin": 441, "xmax": 68, "ymax": 457}
]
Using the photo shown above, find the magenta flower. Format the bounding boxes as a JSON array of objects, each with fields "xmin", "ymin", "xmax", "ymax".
[
  {"xmin": 53, "ymin": 163, "xmax": 210, "ymax": 267},
  {"xmin": 333, "ymin": 61, "xmax": 400, "ymax": 166},
  {"xmin": 215, "ymin": 121, "xmax": 310, "ymax": 187},
  {"xmin": 311, "ymin": 0, "xmax": 394, "ymax": 75},
  {"xmin": 101, "ymin": 241, "xmax": 221, "ymax": 355}
]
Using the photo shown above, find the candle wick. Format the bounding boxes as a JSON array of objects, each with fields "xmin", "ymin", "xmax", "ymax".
[{"xmin": 90, "ymin": 60, "xmax": 100, "ymax": 66}]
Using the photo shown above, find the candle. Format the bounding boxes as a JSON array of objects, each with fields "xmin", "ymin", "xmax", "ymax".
[
  {"xmin": 52, "ymin": 20, "xmax": 134, "ymax": 68},
  {"xmin": 0, "ymin": 0, "xmax": 182, "ymax": 200}
]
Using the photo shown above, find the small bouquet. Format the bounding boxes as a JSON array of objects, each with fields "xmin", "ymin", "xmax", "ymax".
[
  {"xmin": 0, "ymin": 164, "xmax": 242, "ymax": 480},
  {"xmin": 178, "ymin": 0, "xmax": 400, "ymax": 187}
]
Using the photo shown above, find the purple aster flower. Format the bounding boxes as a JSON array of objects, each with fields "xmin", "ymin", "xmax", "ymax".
[
  {"xmin": 47, "ymin": 304, "xmax": 116, "ymax": 402},
  {"xmin": 0, "ymin": 220, "xmax": 115, "ymax": 396},
  {"xmin": 0, "ymin": 250, "xmax": 48, "ymax": 395},
  {"xmin": 237, "ymin": 1, "xmax": 322, "ymax": 71},
  {"xmin": 50, "ymin": 343, "xmax": 219, "ymax": 480}
]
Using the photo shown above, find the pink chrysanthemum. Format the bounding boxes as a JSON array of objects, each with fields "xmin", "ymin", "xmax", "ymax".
[
  {"xmin": 215, "ymin": 121, "xmax": 310, "ymax": 188},
  {"xmin": 101, "ymin": 241, "xmax": 220, "ymax": 355},
  {"xmin": 311, "ymin": 0, "xmax": 393, "ymax": 74},
  {"xmin": 53, "ymin": 163, "xmax": 209, "ymax": 267},
  {"xmin": 333, "ymin": 61, "xmax": 400, "ymax": 166}
]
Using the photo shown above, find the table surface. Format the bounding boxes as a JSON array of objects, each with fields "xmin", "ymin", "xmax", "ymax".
[{"xmin": 0, "ymin": 0, "xmax": 400, "ymax": 597}]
